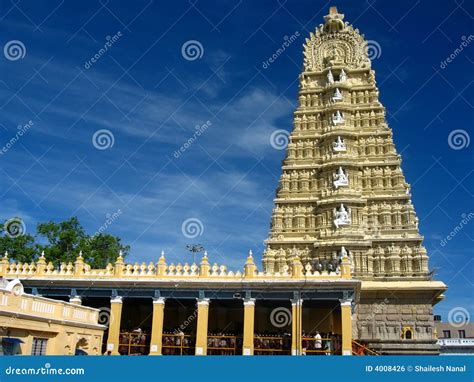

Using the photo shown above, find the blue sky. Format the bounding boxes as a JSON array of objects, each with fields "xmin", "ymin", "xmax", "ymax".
[{"xmin": 0, "ymin": 0, "xmax": 472, "ymax": 319}]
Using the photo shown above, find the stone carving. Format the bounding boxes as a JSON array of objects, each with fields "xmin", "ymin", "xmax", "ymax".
[
  {"xmin": 333, "ymin": 167, "xmax": 349, "ymax": 188},
  {"xmin": 339, "ymin": 69, "xmax": 347, "ymax": 82},
  {"xmin": 264, "ymin": 7, "xmax": 428, "ymax": 282},
  {"xmin": 303, "ymin": 8, "xmax": 371, "ymax": 72},
  {"xmin": 332, "ymin": 110, "xmax": 344, "ymax": 125},
  {"xmin": 333, "ymin": 136, "xmax": 346, "ymax": 152},
  {"xmin": 333, "ymin": 204, "xmax": 351, "ymax": 228},
  {"xmin": 327, "ymin": 69, "xmax": 334, "ymax": 85},
  {"xmin": 332, "ymin": 88, "xmax": 343, "ymax": 102}
]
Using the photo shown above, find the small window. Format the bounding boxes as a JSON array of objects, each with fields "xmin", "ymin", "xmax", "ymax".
[
  {"xmin": 442, "ymin": 330, "xmax": 451, "ymax": 338},
  {"xmin": 31, "ymin": 338, "xmax": 48, "ymax": 356},
  {"xmin": 458, "ymin": 330, "xmax": 466, "ymax": 339},
  {"xmin": 401, "ymin": 327, "xmax": 413, "ymax": 340}
]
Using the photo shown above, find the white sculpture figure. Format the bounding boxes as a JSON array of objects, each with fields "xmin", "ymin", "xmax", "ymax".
[
  {"xmin": 327, "ymin": 69, "xmax": 334, "ymax": 85},
  {"xmin": 333, "ymin": 167, "xmax": 349, "ymax": 188},
  {"xmin": 332, "ymin": 88, "xmax": 343, "ymax": 102},
  {"xmin": 339, "ymin": 69, "xmax": 347, "ymax": 82},
  {"xmin": 338, "ymin": 246, "xmax": 354, "ymax": 271},
  {"xmin": 332, "ymin": 110, "xmax": 344, "ymax": 125},
  {"xmin": 333, "ymin": 136, "xmax": 346, "ymax": 152},
  {"xmin": 339, "ymin": 246, "xmax": 348, "ymax": 259},
  {"xmin": 333, "ymin": 203, "xmax": 351, "ymax": 228}
]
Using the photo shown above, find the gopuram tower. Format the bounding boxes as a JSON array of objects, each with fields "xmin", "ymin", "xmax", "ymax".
[{"xmin": 263, "ymin": 7, "xmax": 447, "ymax": 354}]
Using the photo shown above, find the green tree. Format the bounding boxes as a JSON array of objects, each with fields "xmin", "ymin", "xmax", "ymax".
[
  {"xmin": 80, "ymin": 234, "xmax": 130, "ymax": 269},
  {"xmin": 1, "ymin": 217, "xmax": 129, "ymax": 268},
  {"xmin": 0, "ymin": 224, "xmax": 37, "ymax": 263},
  {"xmin": 37, "ymin": 217, "xmax": 86, "ymax": 265}
]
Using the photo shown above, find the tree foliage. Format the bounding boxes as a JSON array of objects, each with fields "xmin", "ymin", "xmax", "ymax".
[{"xmin": 0, "ymin": 217, "xmax": 129, "ymax": 268}]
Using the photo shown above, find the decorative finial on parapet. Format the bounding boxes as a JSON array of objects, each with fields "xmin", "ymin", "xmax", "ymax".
[
  {"xmin": 244, "ymin": 250, "xmax": 257, "ymax": 278},
  {"xmin": 340, "ymin": 247, "xmax": 352, "ymax": 279},
  {"xmin": 340, "ymin": 246, "xmax": 348, "ymax": 259},
  {"xmin": 117, "ymin": 250, "xmax": 124, "ymax": 262},
  {"xmin": 156, "ymin": 251, "xmax": 167, "ymax": 277},
  {"xmin": 0, "ymin": 251, "xmax": 9, "ymax": 276},
  {"xmin": 324, "ymin": 6, "xmax": 345, "ymax": 32},
  {"xmin": 114, "ymin": 250, "xmax": 125, "ymax": 277},
  {"xmin": 291, "ymin": 254, "xmax": 303, "ymax": 278},
  {"xmin": 35, "ymin": 251, "xmax": 47, "ymax": 275},
  {"xmin": 74, "ymin": 251, "xmax": 85, "ymax": 276},
  {"xmin": 199, "ymin": 251, "xmax": 210, "ymax": 277}
]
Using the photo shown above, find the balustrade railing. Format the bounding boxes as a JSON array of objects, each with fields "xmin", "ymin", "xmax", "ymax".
[{"xmin": 0, "ymin": 250, "xmax": 352, "ymax": 280}]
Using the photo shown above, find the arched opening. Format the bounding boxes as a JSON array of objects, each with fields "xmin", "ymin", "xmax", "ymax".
[
  {"xmin": 75, "ymin": 338, "xmax": 88, "ymax": 355},
  {"xmin": 402, "ymin": 326, "xmax": 414, "ymax": 340}
]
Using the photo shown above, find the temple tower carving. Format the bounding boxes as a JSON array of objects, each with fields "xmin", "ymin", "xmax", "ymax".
[{"xmin": 263, "ymin": 7, "xmax": 429, "ymax": 282}]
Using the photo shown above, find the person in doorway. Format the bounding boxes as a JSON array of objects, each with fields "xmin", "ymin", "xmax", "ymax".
[{"xmin": 314, "ymin": 331, "xmax": 322, "ymax": 354}]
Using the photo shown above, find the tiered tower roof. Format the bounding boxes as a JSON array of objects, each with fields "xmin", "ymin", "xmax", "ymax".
[{"xmin": 263, "ymin": 7, "xmax": 430, "ymax": 281}]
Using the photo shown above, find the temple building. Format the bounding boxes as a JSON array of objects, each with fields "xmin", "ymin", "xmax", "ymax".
[
  {"xmin": 0, "ymin": 7, "xmax": 446, "ymax": 355},
  {"xmin": 0, "ymin": 278, "xmax": 104, "ymax": 355}
]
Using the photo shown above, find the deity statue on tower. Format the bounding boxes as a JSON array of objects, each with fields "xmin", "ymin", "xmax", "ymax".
[
  {"xmin": 333, "ymin": 167, "xmax": 349, "ymax": 188},
  {"xmin": 332, "ymin": 88, "xmax": 343, "ymax": 102},
  {"xmin": 333, "ymin": 136, "xmax": 346, "ymax": 152},
  {"xmin": 327, "ymin": 69, "xmax": 334, "ymax": 85},
  {"xmin": 332, "ymin": 110, "xmax": 344, "ymax": 125},
  {"xmin": 333, "ymin": 204, "xmax": 351, "ymax": 228}
]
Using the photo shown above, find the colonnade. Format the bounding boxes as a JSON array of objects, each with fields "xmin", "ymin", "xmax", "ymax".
[{"xmin": 100, "ymin": 296, "xmax": 353, "ymax": 356}]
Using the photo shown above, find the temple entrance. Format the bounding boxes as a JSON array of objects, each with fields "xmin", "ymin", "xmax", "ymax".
[
  {"xmin": 302, "ymin": 300, "xmax": 342, "ymax": 355},
  {"xmin": 254, "ymin": 300, "xmax": 292, "ymax": 355},
  {"xmin": 207, "ymin": 300, "xmax": 243, "ymax": 355},
  {"xmin": 118, "ymin": 298, "xmax": 152, "ymax": 355},
  {"xmin": 162, "ymin": 299, "xmax": 197, "ymax": 355}
]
